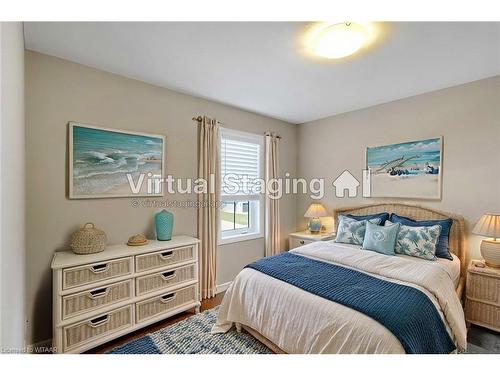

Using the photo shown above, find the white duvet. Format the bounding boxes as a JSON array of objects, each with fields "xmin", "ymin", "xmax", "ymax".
[{"xmin": 212, "ymin": 241, "xmax": 467, "ymax": 354}]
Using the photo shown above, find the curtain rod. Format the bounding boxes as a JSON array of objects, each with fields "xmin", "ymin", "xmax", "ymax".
[
  {"xmin": 192, "ymin": 116, "xmax": 226, "ymax": 126},
  {"xmin": 192, "ymin": 116, "xmax": 281, "ymax": 139},
  {"xmin": 265, "ymin": 132, "xmax": 282, "ymax": 139}
]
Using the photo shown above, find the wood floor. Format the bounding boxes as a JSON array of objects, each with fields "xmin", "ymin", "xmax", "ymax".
[{"xmin": 87, "ymin": 293, "xmax": 225, "ymax": 354}]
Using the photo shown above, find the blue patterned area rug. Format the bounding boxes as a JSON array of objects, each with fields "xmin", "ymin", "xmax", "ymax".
[{"xmin": 107, "ymin": 308, "xmax": 272, "ymax": 354}]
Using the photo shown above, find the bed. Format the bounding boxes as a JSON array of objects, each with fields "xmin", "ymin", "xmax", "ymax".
[{"xmin": 212, "ymin": 203, "xmax": 467, "ymax": 354}]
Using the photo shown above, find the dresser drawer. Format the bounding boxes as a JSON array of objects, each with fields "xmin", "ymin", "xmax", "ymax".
[
  {"xmin": 136, "ymin": 285, "xmax": 197, "ymax": 323},
  {"xmin": 63, "ymin": 305, "xmax": 133, "ymax": 352},
  {"xmin": 289, "ymin": 238, "xmax": 313, "ymax": 249},
  {"xmin": 62, "ymin": 279, "xmax": 133, "ymax": 320},
  {"xmin": 136, "ymin": 263, "xmax": 197, "ymax": 296},
  {"xmin": 467, "ymin": 272, "xmax": 500, "ymax": 304},
  {"xmin": 466, "ymin": 299, "xmax": 500, "ymax": 331},
  {"xmin": 63, "ymin": 258, "xmax": 132, "ymax": 290},
  {"xmin": 135, "ymin": 246, "xmax": 195, "ymax": 273}
]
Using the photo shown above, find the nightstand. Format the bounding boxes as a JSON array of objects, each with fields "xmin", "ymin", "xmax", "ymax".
[
  {"xmin": 465, "ymin": 260, "xmax": 500, "ymax": 333},
  {"xmin": 288, "ymin": 231, "xmax": 335, "ymax": 250}
]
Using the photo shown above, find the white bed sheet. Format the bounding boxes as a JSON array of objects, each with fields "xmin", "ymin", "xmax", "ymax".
[
  {"xmin": 399, "ymin": 252, "xmax": 461, "ymax": 288},
  {"xmin": 334, "ymin": 242, "xmax": 462, "ymax": 288}
]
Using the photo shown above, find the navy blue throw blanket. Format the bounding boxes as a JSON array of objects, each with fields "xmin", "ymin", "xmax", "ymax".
[{"xmin": 246, "ymin": 253, "xmax": 455, "ymax": 354}]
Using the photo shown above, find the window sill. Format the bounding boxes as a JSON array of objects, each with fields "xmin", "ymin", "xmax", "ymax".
[{"xmin": 219, "ymin": 232, "xmax": 264, "ymax": 245}]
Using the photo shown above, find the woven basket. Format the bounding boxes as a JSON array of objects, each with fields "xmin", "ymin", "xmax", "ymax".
[
  {"xmin": 70, "ymin": 222, "xmax": 107, "ymax": 255},
  {"xmin": 127, "ymin": 234, "xmax": 149, "ymax": 246}
]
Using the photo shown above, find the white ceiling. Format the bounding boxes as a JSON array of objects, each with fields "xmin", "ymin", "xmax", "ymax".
[{"xmin": 24, "ymin": 22, "xmax": 500, "ymax": 124}]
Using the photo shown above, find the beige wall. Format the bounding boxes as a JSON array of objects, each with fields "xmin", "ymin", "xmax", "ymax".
[
  {"xmin": 25, "ymin": 51, "xmax": 297, "ymax": 345},
  {"xmin": 25, "ymin": 49, "xmax": 499, "ymax": 346},
  {"xmin": 297, "ymin": 76, "xmax": 500, "ymax": 263},
  {"xmin": 1, "ymin": 22, "xmax": 26, "ymax": 349}
]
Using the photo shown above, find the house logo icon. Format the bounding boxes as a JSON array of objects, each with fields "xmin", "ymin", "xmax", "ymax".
[{"xmin": 332, "ymin": 170, "xmax": 360, "ymax": 198}]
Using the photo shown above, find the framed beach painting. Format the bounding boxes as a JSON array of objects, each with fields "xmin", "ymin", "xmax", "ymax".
[
  {"xmin": 366, "ymin": 137, "xmax": 443, "ymax": 200},
  {"xmin": 69, "ymin": 122, "xmax": 165, "ymax": 199}
]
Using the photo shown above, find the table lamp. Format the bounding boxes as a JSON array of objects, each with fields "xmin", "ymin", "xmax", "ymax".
[
  {"xmin": 473, "ymin": 213, "xmax": 500, "ymax": 268},
  {"xmin": 304, "ymin": 203, "xmax": 328, "ymax": 234}
]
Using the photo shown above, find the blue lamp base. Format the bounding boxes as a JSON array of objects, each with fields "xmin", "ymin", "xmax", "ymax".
[{"xmin": 308, "ymin": 217, "xmax": 322, "ymax": 233}]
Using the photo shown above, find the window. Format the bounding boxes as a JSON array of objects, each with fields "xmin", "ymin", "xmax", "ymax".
[{"xmin": 220, "ymin": 128, "xmax": 264, "ymax": 244}]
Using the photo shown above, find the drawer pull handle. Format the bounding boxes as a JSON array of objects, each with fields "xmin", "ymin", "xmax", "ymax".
[
  {"xmin": 161, "ymin": 271, "xmax": 176, "ymax": 281},
  {"xmin": 90, "ymin": 264, "xmax": 109, "ymax": 274},
  {"xmin": 299, "ymin": 240, "xmax": 305, "ymax": 245},
  {"xmin": 88, "ymin": 314, "xmax": 109, "ymax": 328},
  {"xmin": 160, "ymin": 293, "xmax": 176, "ymax": 303},
  {"xmin": 160, "ymin": 251, "xmax": 174, "ymax": 259},
  {"xmin": 88, "ymin": 287, "xmax": 109, "ymax": 299}
]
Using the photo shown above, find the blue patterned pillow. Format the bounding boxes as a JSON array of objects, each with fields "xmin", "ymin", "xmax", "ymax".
[
  {"xmin": 346, "ymin": 212, "xmax": 390, "ymax": 225},
  {"xmin": 390, "ymin": 214, "xmax": 453, "ymax": 260},
  {"xmin": 335, "ymin": 216, "xmax": 382, "ymax": 246},
  {"xmin": 362, "ymin": 221, "xmax": 400, "ymax": 256},
  {"xmin": 387, "ymin": 220, "xmax": 442, "ymax": 260}
]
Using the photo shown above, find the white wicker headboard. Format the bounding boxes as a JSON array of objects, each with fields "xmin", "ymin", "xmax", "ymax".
[{"xmin": 333, "ymin": 203, "xmax": 466, "ymax": 275}]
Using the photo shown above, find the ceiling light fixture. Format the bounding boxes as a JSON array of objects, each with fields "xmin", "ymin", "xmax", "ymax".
[{"xmin": 305, "ymin": 22, "xmax": 375, "ymax": 59}]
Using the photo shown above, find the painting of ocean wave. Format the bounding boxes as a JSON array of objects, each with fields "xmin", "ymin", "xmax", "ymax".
[
  {"xmin": 366, "ymin": 137, "xmax": 442, "ymax": 199},
  {"xmin": 69, "ymin": 122, "xmax": 165, "ymax": 198}
]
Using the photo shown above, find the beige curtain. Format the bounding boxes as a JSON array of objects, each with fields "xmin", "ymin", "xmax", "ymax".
[
  {"xmin": 265, "ymin": 133, "xmax": 281, "ymax": 256},
  {"xmin": 197, "ymin": 116, "xmax": 220, "ymax": 299}
]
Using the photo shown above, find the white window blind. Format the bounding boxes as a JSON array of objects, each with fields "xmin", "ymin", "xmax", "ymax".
[
  {"xmin": 221, "ymin": 134, "xmax": 261, "ymax": 195},
  {"xmin": 219, "ymin": 128, "xmax": 264, "ymax": 244}
]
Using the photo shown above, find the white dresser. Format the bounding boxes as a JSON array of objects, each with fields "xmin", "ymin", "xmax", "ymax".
[{"xmin": 51, "ymin": 235, "xmax": 200, "ymax": 353}]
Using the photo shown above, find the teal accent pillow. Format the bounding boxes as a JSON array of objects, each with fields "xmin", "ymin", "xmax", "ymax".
[
  {"xmin": 335, "ymin": 215, "xmax": 382, "ymax": 246},
  {"xmin": 387, "ymin": 220, "xmax": 442, "ymax": 261},
  {"xmin": 362, "ymin": 221, "xmax": 400, "ymax": 256}
]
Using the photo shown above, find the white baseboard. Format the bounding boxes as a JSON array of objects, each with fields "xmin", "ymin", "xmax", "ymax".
[{"xmin": 216, "ymin": 281, "xmax": 232, "ymax": 294}]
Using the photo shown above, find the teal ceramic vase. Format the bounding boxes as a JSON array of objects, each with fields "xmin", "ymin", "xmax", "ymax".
[{"xmin": 155, "ymin": 209, "xmax": 173, "ymax": 241}]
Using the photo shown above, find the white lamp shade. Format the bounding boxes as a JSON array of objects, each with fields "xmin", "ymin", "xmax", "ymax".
[
  {"xmin": 304, "ymin": 203, "xmax": 328, "ymax": 218},
  {"xmin": 473, "ymin": 214, "xmax": 500, "ymax": 239}
]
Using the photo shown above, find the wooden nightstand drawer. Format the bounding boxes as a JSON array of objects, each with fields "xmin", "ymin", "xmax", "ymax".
[
  {"xmin": 465, "ymin": 260, "xmax": 500, "ymax": 332},
  {"xmin": 288, "ymin": 231, "xmax": 335, "ymax": 250},
  {"xmin": 466, "ymin": 299, "xmax": 500, "ymax": 331},
  {"xmin": 289, "ymin": 238, "xmax": 313, "ymax": 249},
  {"xmin": 467, "ymin": 272, "xmax": 500, "ymax": 304}
]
